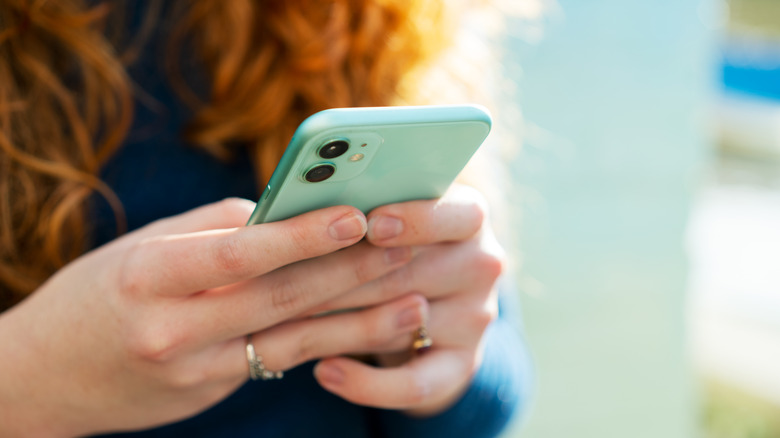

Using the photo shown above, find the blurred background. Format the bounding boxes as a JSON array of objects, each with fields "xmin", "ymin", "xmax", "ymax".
[{"xmin": 499, "ymin": 0, "xmax": 780, "ymax": 436}]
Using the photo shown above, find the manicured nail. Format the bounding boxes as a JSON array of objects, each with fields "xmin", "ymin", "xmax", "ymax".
[
  {"xmin": 384, "ymin": 247, "xmax": 412, "ymax": 265},
  {"xmin": 368, "ymin": 216, "xmax": 403, "ymax": 240},
  {"xmin": 396, "ymin": 302, "xmax": 424, "ymax": 330},
  {"xmin": 316, "ymin": 363, "xmax": 344, "ymax": 386},
  {"xmin": 329, "ymin": 213, "xmax": 367, "ymax": 241}
]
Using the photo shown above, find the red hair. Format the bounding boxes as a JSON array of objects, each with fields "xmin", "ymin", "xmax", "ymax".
[{"xmin": 0, "ymin": 0, "xmax": 466, "ymax": 308}]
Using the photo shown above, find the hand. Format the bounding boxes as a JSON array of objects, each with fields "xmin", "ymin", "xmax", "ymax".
[
  {"xmin": 0, "ymin": 199, "xmax": 427, "ymax": 437},
  {"xmin": 312, "ymin": 184, "xmax": 506, "ymax": 416}
]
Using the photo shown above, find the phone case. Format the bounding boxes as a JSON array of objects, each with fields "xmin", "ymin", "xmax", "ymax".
[{"xmin": 246, "ymin": 104, "xmax": 492, "ymax": 225}]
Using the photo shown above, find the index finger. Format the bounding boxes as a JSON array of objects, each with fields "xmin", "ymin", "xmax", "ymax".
[
  {"xmin": 119, "ymin": 206, "xmax": 367, "ymax": 297},
  {"xmin": 365, "ymin": 184, "xmax": 487, "ymax": 247}
]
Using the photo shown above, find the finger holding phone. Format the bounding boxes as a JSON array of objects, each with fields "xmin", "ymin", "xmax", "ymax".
[
  {"xmin": 313, "ymin": 184, "xmax": 506, "ymax": 416},
  {"xmin": 0, "ymin": 200, "xmax": 427, "ymax": 437},
  {"xmin": 242, "ymin": 104, "xmax": 504, "ymax": 416}
]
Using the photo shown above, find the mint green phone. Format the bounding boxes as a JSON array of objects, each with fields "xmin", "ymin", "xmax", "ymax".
[{"xmin": 246, "ymin": 104, "xmax": 492, "ymax": 225}]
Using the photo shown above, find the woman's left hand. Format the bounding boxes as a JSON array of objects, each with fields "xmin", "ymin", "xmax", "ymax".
[{"xmin": 310, "ymin": 184, "xmax": 506, "ymax": 416}]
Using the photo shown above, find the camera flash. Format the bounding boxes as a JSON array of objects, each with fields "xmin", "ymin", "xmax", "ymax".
[{"xmin": 349, "ymin": 153, "xmax": 365, "ymax": 162}]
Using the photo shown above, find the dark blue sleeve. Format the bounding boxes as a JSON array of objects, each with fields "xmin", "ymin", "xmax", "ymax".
[{"xmin": 373, "ymin": 281, "xmax": 534, "ymax": 438}]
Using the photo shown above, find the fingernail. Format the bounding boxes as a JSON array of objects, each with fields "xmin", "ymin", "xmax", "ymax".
[
  {"xmin": 316, "ymin": 363, "xmax": 345, "ymax": 386},
  {"xmin": 368, "ymin": 216, "xmax": 403, "ymax": 240},
  {"xmin": 384, "ymin": 246, "xmax": 412, "ymax": 265},
  {"xmin": 329, "ymin": 213, "xmax": 367, "ymax": 241},
  {"xmin": 397, "ymin": 302, "xmax": 424, "ymax": 330}
]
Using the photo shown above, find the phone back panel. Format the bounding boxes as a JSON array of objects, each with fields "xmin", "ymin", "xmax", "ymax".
[{"xmin": 247, "ymin": 105, "xmax": 491, "ymax": 224}]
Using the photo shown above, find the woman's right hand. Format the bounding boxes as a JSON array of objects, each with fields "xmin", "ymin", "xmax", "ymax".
[{"xmin": 0, "ymin": 198, "xmax": 426, "ymax": 437}]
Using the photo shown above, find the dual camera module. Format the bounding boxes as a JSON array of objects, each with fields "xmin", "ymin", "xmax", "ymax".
[{"xmin": 304, "ymin": 139, "xmax": 350, "ymax": 183}]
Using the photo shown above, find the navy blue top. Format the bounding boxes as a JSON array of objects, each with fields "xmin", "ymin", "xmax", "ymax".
[{"xmin": 91, "ymin": 5, "xmax": 532, "ymax": 437}]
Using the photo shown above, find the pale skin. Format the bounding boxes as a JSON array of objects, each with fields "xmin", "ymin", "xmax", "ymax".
[{"xmin": 0, "ymin": 184, "xmax": 504, "ymax": 437}]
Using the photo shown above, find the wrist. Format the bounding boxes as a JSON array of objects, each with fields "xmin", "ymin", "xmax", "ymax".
[{"xmin": 0, "ymin": 302, "xmax": 83, "ymax": 438}]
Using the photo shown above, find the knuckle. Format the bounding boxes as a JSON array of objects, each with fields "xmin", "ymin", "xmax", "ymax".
[
  {"xmin": 161, "ymin": 364, "xmax": 209, "ymax": 390},
  {"xmin": 467, "ymin": 199, "xmax": 488, "ymax": 233},
  {"xmin": 217, "ymin": 197, "xmax": 254, "ymax": 219},
  {"xmin": 287, "ymin": 216, "xmax": 318, "ymax": 246},
  {"xmin": 213, "ymin": 234, "xmax": 252, "ymax": 277},
  {"xmin": 269, "ymin": 275, "xmax": 308, "ymax": 314},
  {"xmin": 212, "ymin": 198, "xmax": 255, "ymax": 223},
  {"xmin": 380, "ymin": 267, "xmax": 414, "ymax": 300},
  {"xmin": 455, "ymin": 185, "xmax": 489, "ymax": 236},
  {"xmin": 117, "ymin": 241, "xmax": 150, "ymax": 297},
  {"xmin": 351, "ymin": 254, "xmax": 378, "ymax": 286},
  {"xmin": 473, "ymin": 245, "xmax": 506, "ymax": 283},
  {"xmin": 125, "ymin": 321, "xmax": 183, "ymax": 363},
  {"xmin": 473, "ymin": 308, "xmax": 496, "ymax": 333},
  {"xmin": 456, "ymin": 183, "xmax": 489, "ymax": 208},
  {"xmin": 341, "ymin": 243, "xmax": 388, "ymax": 287},
  {"xmin": 277, "ymin": 220, "xmax": 320, "ymax": 257}
]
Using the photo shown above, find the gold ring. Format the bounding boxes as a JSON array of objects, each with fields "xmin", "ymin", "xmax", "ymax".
[
  {"xmin": 412, "ymin": 325, "xmax": 433, "ymax": 354},
  {"xmin": 246, "ymin": 336, "xmax": 283, "ymax": 381}
]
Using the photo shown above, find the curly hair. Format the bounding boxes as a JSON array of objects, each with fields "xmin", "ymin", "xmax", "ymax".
[{"xmin": 0, "ymin": 0, "xmax": 472, "ymax": 309}]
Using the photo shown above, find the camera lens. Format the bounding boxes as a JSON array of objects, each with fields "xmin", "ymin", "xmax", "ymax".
[
  {"xmin": 318, "ymin": 140, "xmax": 349, "ymax": 159},
  {"xmin": 304, "ymin": 164, "xmax": 335, "ymax": 183}
]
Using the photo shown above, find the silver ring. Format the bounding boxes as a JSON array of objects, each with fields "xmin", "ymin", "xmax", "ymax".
[{"xmin": 246, "ymin": 336, "xmax": 284, "ymax": 381}]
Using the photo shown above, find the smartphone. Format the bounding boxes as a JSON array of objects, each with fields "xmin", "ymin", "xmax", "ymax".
[{"xmin": 246, "ymin": 104, "xmax": 492, "ymax": 225}]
